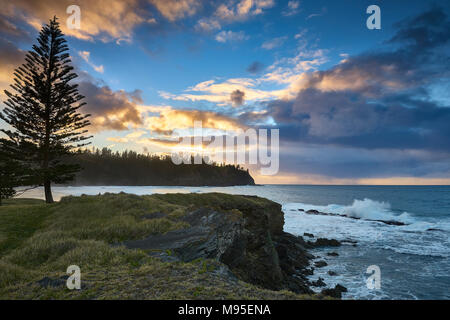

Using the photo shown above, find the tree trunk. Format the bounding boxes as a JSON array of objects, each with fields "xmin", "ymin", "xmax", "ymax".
[{"xmin": 44, "ymin": 180, "xmax": 53, "ymax": 203}]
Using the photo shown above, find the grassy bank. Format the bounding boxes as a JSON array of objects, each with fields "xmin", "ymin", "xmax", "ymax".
[{"xmin": 0, "ymin": 193, "xmax": 315, "ymax": 299}]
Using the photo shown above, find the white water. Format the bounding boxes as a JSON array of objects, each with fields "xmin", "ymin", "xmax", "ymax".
[{"xmin": 283, "ymin": 200, "xmax": 450, "ymax": 257}]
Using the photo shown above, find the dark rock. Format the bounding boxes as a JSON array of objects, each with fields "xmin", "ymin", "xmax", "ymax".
[
  {"xmin": 303, "ymin": 268, "xmax": 314, "ymax": 275},
  {"xmin": 211, "ymin": 264, "xmax": 239, "ymax": 283},
  {"xmin": 307, "ymin": 238, "xmax": 341, "ymax": 248},
  {"xmin": 302, "ymin": 207, "xmax": 408, "ymax": 226},
  {"xmin": 327, "ymin": 271, "xmax": 338, "ymax": 276},
  {"xmin": 314, "ymin": 260, "xmax": 328, "ymax": 268},
  {"xmin": 303, "ymin": 232, "xmax": 314, "ymax": 238},
  {"xmin": 311, "ymin": 277, "xmax": 326, "ymax": 287},
  {"xmin": 298, "ymin": 208, "xmax": 304, "ymax": 212},
  {"xmin": 336, "ymin": 284, "xmax": 347, "ymax": 292},
  {"xmin": 370, "ymin": 219, "xmax": 405, "ymax": 226},
  {"xmin": 321, "ymin": 284, "xmax": 348, "ymax": 299},
  {"xmin": 327, "ymin": 252, "xmax": 339, "ymax": 256},
  {"xmin": 37, "ymin": 275, "xmax": 69, "ymax": 288}
]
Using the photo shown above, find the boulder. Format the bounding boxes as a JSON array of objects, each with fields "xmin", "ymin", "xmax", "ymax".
[
  {"xmin": 314, "ymin": 260, "xmax": 328, "ymax": 268},
  {"xmin": 321, "ymin": 284, "xmax": 348, "ymax": 298}
]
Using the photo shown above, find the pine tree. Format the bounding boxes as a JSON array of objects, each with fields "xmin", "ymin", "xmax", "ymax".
[{"xmin": 0, "ymin": 17, "xmax": 91, "ymax": 203}]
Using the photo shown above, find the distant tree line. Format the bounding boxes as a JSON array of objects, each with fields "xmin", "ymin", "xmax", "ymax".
[{"xmin": 65, "ymin": 148, "xmax": 255, "ymax": 187}]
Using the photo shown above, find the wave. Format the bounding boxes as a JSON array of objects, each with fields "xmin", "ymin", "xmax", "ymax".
[
  {"xmin": 285, "ymin": 198, "xmax": 413, "ymax": 224},
  {"xmin": 283, "ymin": 198, "xmax": 450, "ymax": 257}
]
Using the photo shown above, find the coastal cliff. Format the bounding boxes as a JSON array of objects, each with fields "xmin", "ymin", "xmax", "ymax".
[
  {"xmin": 125, "ymin": 193, "xmax": 314, "ymax": 294},
  {"xmin": 0, "ymin": 193, "xmax": 342, "ymax": 299}
]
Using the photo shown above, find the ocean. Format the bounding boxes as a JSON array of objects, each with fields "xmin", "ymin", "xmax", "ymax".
[{"xmin": 20, "ymin": 184, "xmax": 450, "ymax": 300}]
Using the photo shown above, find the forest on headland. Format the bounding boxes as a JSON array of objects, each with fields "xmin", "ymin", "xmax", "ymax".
[{"xmin": 65, "ymin": 148, "xmax": 256, "ymax": 186}]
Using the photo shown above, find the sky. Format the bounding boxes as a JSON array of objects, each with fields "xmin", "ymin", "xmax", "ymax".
[{"xmin": 1, "ymin": 0, "xmax": 450, "ymax": 184}]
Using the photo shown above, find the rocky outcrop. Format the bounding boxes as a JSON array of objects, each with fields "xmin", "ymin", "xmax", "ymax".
[
  {"xmin": 306, "ymin": 238, "xmax": 342, "ymax": 248},
  {"xmin": 321, "ymin": 284, "xmax": 348, "ymax": 299},
  {"xmin": 302, "ymin": 208, "xmax": 406, "ymax": 226},
  {"xmin": 124, "ymin": 195, "xmax": 314, "ymax": 294}
]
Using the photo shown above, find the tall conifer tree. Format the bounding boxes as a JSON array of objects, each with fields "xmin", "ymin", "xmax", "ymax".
[{"xmin": 0, "ymin": 17, "xmax": 91, "ymax": 203}]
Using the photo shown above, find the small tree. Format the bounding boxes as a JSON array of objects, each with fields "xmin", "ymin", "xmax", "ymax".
[{"xmin": 0, "ymin": 17, "xmax": 91, "ymax": 203}]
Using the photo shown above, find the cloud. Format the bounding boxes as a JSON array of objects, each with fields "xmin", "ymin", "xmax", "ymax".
[
  {"xmin": 282, "ymin": 1, "xmax": 300, "ymax": 17},
  {"xmin": 306, "ymin": 7, "xmax": 327, "ymax": 20},
  {"xmin": 273, "ymin": 142, "xmax": 450, "ymax": 180},
  {"xmin": 246, "ymin": 61, "xmax": 264, "ymax": 74},
  {"xmin": 246, "ymin": 7, "xmax": 450, "ymax": 180},
  {"xmin": 230, "ymin": 89, "xmax": 245, "ymax": 106},
  {"xmin": 261, "ymin": 36, "xmax": 287, "ymax": 50},
  {"xmin": 161, "ymin": 78, "xmax": 282, "ymax": 105},
  {"xmin": 78, "ymin": 51, "xmax": 104, "ymax": 73},
  {"xmin": 0, "ymin": 14, "xmax": 31, "ymax": 41},
  {"xmin": 215, "ymin": 30, "xmax": 248, "ymax": 43},
  {"xmin": 1, "ymin": 0, "xmax": 149, "ymax": 42},
  {"xmin": 196, "ymin": 0, "xmax": 274, "ymax": 32},
  {"xmin": 107, "ymin": 130, "xmax": 147, "ymax": 143},
  {"xmin": 149, "ymin": 0, "xmax": 200, "ymax": 22},
  {"xmin": 0, "ymin": 38, "xmax": 25, "ymax": 100},
  {"xmin": 140, "ymin": 105, "xmax": 244, "ymax": 134},
  {"xmin": 78, "ymin": 81, "xmax": 144, "ymax": 132},
  {"xmin": 161, "ymin": 47, "xmax": 329, "ymax": 104}
]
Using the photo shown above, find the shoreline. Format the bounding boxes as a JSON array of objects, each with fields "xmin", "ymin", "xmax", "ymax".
[{"xmin": 0, "ymin": 192, "xmax": 347, "ymax": 299}]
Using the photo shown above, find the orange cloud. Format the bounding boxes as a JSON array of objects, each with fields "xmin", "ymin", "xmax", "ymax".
[
  {"xmin": 141, "ymin": 106, "xmax": 244, "ymax": 133},
  {"xmin": 149, "ymin": 0, "xmax": 200, "ymax": 21},
  {"xmin": 79, "ymin": 82, "xmax": 144, "ymax": 132},
  {"xmin": 1, "ymin": 0, "xmax": 147, "ymax": 42}
]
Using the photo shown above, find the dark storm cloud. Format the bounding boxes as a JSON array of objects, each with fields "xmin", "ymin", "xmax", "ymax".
[
  {"xmin": 277, "ymin": 143, "xmax": 450, "ymax": 179},
  {"xmin": 246, "ymin": 61, "xmax": 264, "ymax": 74},
  {"xmin": 255, "ymin": 7, "xmax": 450, "ymax": 152},
  {"xmin": 230, "ymin": 89, "xmax": 245, "ymax": 106},
  {"xmin": 264, "ymin": 89, "xmax": 450, "ymax": 151},
  {"xmin": 389, "ymin": 6, "xmax": 450, "ymax": 50}
]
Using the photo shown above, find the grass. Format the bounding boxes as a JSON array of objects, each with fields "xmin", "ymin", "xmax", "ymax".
[
  {"xmin": 0, "ymin": 193, "xmax": 315, "ymax": 300},
  {"xmin": 0, "ymin": 198, "xmax": 49, "ymax": 256}
]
